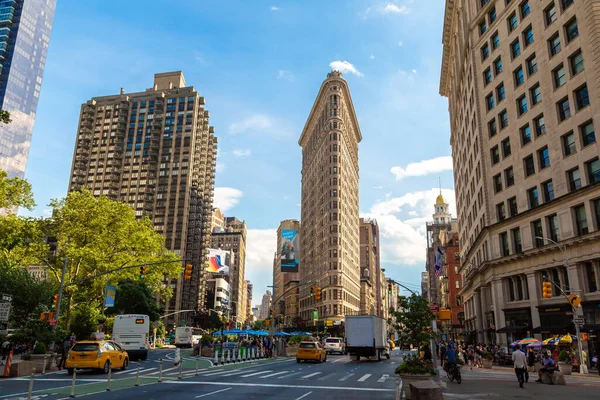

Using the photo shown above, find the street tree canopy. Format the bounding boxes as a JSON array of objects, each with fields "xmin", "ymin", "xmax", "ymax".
[
  {"xmin": 389, "ymin": 293, "xmax": 436, "ymax": 347},
  {"xmin": 0, "ymin": 169, "xmax": 35, "ymax": 210},
  {"xmin": 45, "ymin": 190, "xmax": 181, "ymax": 330},
  {"xmin": 107, "ymin": 279, "xmax": 162, "ymax": 322}
]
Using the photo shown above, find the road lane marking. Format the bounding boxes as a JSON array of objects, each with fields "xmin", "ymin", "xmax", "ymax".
[
  {"xmin": 202, "ymin": 369, "xmax": 244, "ymax": 377},
  {"xmin": 339, "ymin": 373, "xmax": 355, "ymax": 381},
  {"xmin": 300, "ymin": 372, "xmax": 321, "ymax": 379},
  {"xmin": 127, "ymin": 367, "xmax": 157, "ymax": 375},
  {"xmin": 294, "ymin": 391, "xmax": 313, "ymax": 400},
  {"xmin": 377, "ymin": 374, "xmax": 389, "ymax": 383},
  {"xmin": 167, "ymin": 380, "xmax": 395, "ymax": 392},
  {"xmin": 241, "ymin": 370, "xmax": 273, "ymax": 378},
  {"xmin": 223, "ymin": 369, "xmax": 256, "ymax": 377},
  {"xmin": 195, "ymin": 387, "xmax": 232, "ymax": 398},
  {"xmin": 279, "ymin": 371, "xmax": 303, "ymax": 379},
  {"xmin": 260, "ymin": 371, "xmax": 289, "ymax": 378},
  {"xmin": 357, "ymin": 374, "xmax": 372, "ymax": 382},
  {"xmin": 147, "ymin": 366, "xmax": 178, "ymax": 375}
]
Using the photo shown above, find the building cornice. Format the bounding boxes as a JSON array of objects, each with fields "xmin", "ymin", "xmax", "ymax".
[{"xmin": 439, "ymin": 0, "xmax": 456, "ymax": 97}]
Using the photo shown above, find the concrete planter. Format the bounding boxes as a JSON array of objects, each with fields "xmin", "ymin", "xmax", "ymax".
[
  {"xmin": 285, "ymin": 346, "xmax": 298, "ymax": 357},
  {"xmin": 29, "ymin": 354, "xmax": 53, "ymax": 372},
  {"xmin": 558, "ymin": 362, "xmax": 572, "ymax": 375},
  {"xmin": 483, "ymin": 359, "xmax": 493, "ymax": 369},
  {"xmin": 7, "ymin": 361, "xmax": 36, "ymax": 377},
  {"xmin": 397, "ymin": 373, "xmax": 434, "ymax": 400}
]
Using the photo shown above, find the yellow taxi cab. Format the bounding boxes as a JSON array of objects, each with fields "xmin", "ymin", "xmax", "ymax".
[
  {"xmin": 65, "ymin": 332, "xmax": 129, "ymax": 375},
  {"xmin": 296, "ymin": 341, "xmax": 327, "ymax": 363}
]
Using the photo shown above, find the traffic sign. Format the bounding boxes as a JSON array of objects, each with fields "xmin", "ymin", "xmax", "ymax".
[
  {"xmin": 430, "ymin": 305, "xmax": 440, "ymax": 312},
  {"xmin": 573, "ymin": 315, "xmax": 585, "ymax": 326},
  {"xmin": 0, "ymin": 303, "xmax": 10, "ymax": 321},
  {"xmin": 49, "ymin": 320, "xmax": 57, "ymax": 326},
  {"xmin": 1, "ymin": 294, "xmax": 12, "ymax": 302}
]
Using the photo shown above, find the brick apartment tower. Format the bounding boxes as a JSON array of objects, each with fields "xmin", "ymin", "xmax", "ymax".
[
  {"xmin": 299, "ymin": 71, "xmax": 362, "ymax": 324},
  {"xmin": 68, "ymin": 71, "xmax": 217, "ymax": 325}
]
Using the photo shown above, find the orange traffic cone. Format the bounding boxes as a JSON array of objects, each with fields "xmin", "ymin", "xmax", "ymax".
[{"xmin": 3, "ymin": 350, "xmax": 12, "ymax": 377}]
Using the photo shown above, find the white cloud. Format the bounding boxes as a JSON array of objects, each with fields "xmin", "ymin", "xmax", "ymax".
[
  {"xmin": 369, "ymin": 54, "xmax": 375, "ymax": 60},
  {"xmin": 229, "ymin": 114, "xmax": 273, "ymax": 134},
  {"xmin": 216, "ymin": 162, "xmax": 226, "ymax": 173},
  {"xmin": 390, "ymin": 156, "xmax": 453, "ymax": 181},
  {"xmin": 362, "ymin": 188, "xmax": 456, "ymax": 266},
  {"xmin": 245, "ymin": 229, "xmax": 277, "ymax": 302},
  {"xmin": 277, "ymin": 70, "xmax": 295, "ymax": 81},
  {"xmin": 329, "ymin": 61, "xmax": 363, "ymax": 77},
  {"xmin": 232, "ymin": 149, "xmax": 252, "ymax": 158},
  {"xmin": 213, "ymin": 187, "xmax": 243, "ymax": 212},
  {"xmin": 271, "ymin": 6, "xmax": 280, "ymax": 11},
  {"xmin": 383, "ymin": 4, "xmax": 409, "ymax": 14},
  {"xmin": 412, "ymin": 69, "xmax": 417, "ymax": 74},
  {"xmin": 398, "ymin": 41, "xmax": 403, "ymax": 47}
]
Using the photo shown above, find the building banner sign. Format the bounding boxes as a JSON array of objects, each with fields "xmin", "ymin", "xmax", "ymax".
[
  {"xmin": 207, "ymin": 249, "xmax": 231, "ymax": 274},
  {"xmin": 104, "ymin": 285, "xmax": 116, "ymax": 308},
  {"xmin": 281, "ymin": 229, "xmax": 299, "ymax": 272}
]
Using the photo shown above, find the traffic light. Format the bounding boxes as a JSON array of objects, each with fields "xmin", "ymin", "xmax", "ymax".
[
  {"xmin": 568, "ymin": 293, "xmax": 582, "ymax": 308},
  {"xmin": 51, "ymin": 294, "xmax": 59, "ymax": 309},
  {"xmin": 388, "ymin": 283, "xmax": 393, "ymax": 295},
  {"xmin": 310, "ymin": 286, "xmax": 315, "ymax": 297},
  {"xmin": 269, "ymin": 307, "xmax": 273, "ymax": 318},
  {"xmin": 315, "ymin": 287, "xmax": 322, "ymax": 301},
  {"xmin": 184, "ymin": 264, "xmax": 193, "ymax": 280},
  {"xmin": 542, "ymin": 281, "xmax": 553, "ymax": 298},
  {"xmin": 139, "ymin": 265, "xmax": 147, "ymax": 279}
]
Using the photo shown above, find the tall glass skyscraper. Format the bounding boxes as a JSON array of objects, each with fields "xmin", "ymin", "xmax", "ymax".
[{"xmin": 0, "ymin": 0, "xmax": 56, "ymax": 178}]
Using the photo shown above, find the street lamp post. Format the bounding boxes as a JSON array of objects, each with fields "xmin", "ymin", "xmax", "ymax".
[{"xmin": 535, "ymin": 236, "xmax": 587, "ymax": 374}]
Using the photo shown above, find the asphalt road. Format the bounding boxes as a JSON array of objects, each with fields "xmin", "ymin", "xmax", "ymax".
[{"xmin": 0, "ymin": 349, "xmax": 400, "ymax": 400}]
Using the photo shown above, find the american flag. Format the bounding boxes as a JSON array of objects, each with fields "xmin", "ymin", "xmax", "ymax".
[{"xmin": 434, "ymin": 247, "xmax": 443, "ymax": 277}]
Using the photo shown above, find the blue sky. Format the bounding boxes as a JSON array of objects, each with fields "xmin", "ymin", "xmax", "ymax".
[{"xmin": 23, "ymin": 0, "xmax": 456, "ymax": 304}]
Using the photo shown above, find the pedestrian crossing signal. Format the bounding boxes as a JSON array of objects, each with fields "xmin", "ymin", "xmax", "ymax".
[
  {"xmin": 184, "ymin": 264, "xmax": 193, "ymax": 280},
  {"xmin": 542, "ymin": 281, "xmax": 552, "ymax": 298}
]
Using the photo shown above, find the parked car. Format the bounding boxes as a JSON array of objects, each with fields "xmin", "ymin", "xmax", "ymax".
[
  {"xmin": 296, "ymin": 341, "xmax": 327, "ymax": 363},
  {"xmin": 65, "ymin": 333, "xmax": 129, "ymax": 375},
  {"xmin": 324, "ymin": 337, "xmax": 346, "ymax": 354}
]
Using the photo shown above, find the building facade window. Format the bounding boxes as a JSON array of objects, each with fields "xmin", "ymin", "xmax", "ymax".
[
  {"xmin": 534, "ymin": 115, "xmax": 546, "ymax": 136},
  {"xmin": 542, "ymin": 180, "xmax": 554, "ymax": 202},
  {"xmin": 524, "ymin": 154, "xmax": 535, "ymax": 177},
  {"xmin": 480, "ymin": 19, "xmax": 487, "ymax": 35},
  {"xmin": 492, "ymin": 32, "xmax": 500, "ymax": 49},
  {"xmin": 495, "ymin": 58, "xmax": 503, "ymax": 74},
  {"xmin": 497, "ymin": 83, "xmax": 506, "ymax": 101},
  {"xmin": 547, "ymin": 214, "xmax": 560, "ymax": 242},
  {"xmin": 575, "ymin": 85, "xmax": 590, "ymax": 110},
  {"xmin": 527, "ymin": 54, "xmax": 538, "ymax": 75},
  {"xmin": 489, "ymin": 119, "xmax": 497, "ymax": 137},
  {"xmin": 482, "ymin": 43, "xmax": 490, "ymax": 60},
  {"xmin": 518, "ymin": 95, "xmax": 528, "ymax": 115},
  {"xmin": 584, "ymin": 262, "xmax": 598, "ymax": 293},
  {"xmin": 528, "ymin": 186, "xmax": 539, "ymax": 208},
  {"xmin": 557, "ymin": 97, "xmax": 571, "ymax": 121},
  {"xmin": 533, "ymin": 220, "xmax": 544, "ymax": 247},
  {"xmin": 545, "ymin": 3, "xmax": 557, "ymax": 26},
  {"xmin": 530, "ymin": 85, "xmax": 541, "ymax": 105},
  {"xmin": 538, "ymin": 146, "xmax": 550, "ymax": 169},
  {"xmin": 549, "ymin": 34, "xmax": 561, "ymax": 57},
  {"xmin": 494, "ymin": 174, "xmax": 503, "ymax": 193},
  {"xmin": 500, "ymin": 232, "xmax": 510, "ymax": 256},
  {"xmin": 574, "ymin": 205, "xmax": 589, "ymax": 235},
  {"xmin": 486, "ymin": 93, "xmax": 495, "ymax": 111},
  {"xmin": 508, "ymin": 197, "xmax": 518, "ymax": 217},
  {"xmin": 512, "ymin": 228, "xmax": 522, "ymax": 253},
  {"xmin": 497, "ymin": 203, "xmax": 506, "ymax": 222},
  {"xmin": 562, "ymin": 0, "xmax": 573, "ymax": 11},
  {"xmin": 514, "ymin": 66, "xmax": 525, "ymax": 86},
  {"xmin": 586, "ymin": 158, "xmax": 600, "ymax": 184},
  {"xmin": 505, "ymin": 166, "xmax": 515, "ymax": 186},
  {"xmin": 502, "ymin": 138, "xmax": 511, "ymax": 157},
  {"xmin": 553, "ymin": 65, "xmax": 566, "ymax": 87},
  {"xmin": 500, "ymin": 110, "xmax": 509, "ymax": 128},
  {"xmin": 562, "ymin": 131, "xmax": 576, "ymax": 156},
  {"xmin": 521, "ymin": 124, "xmax": 532, "ymax": 145},
  {"xmin": 523, "ymin": 25, "xmax": 534, "ymax": 46},
  {"xmin": 581, "ymin": 121, "xmax": 596, "ymax": 147},
  {"xmin": 491, "ymin": 146, "xmax": 500, "ymax": 164},
  {"xmin": 566, "ymin": 18, "xmax": 579, "ymax": 42},
  {"xmin": 570, "ymin": 51, "xmax": 584, "ymax": 75},
  {"xmin": 511, "ymin": 39, "xmax": 521, "ymax": 58},
  {"xmin": 594, "ymin": 199, "xmax": 600, "ymax": 232},
  {"xmin": 508, "ymin": 13, "xmax": 518, "ymax": 32},
  {"xmin": 484, "ymin": 68, "xmax": 493, "ymax": 85},
  {"xmin": 568, "ymin": 168, "xmax": 581, "ymax": 191},
  {"xmin": 520, "ymin": 1, "xmax": 531, "ymax": 18}
]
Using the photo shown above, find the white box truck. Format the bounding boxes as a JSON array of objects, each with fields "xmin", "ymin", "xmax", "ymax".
[{"xmin": 345, "ymin": 315, "xmax": 389, "ymax": 361}]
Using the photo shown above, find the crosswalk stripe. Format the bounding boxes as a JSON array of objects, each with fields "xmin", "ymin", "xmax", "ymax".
[
  {"xmin": 128, "ymin": 367, "xmax": 157, "ymax": 375},
  {"xmin": 260, "ymin": 371, "xmax": 289, "ymax": 379},
  {"xmin": 202, "ymin": 370, "xmax": 239, "ymax": 377},
  {"xmin": 339, "ymin": 373, "xmax": 354, "ymax": 381},
  {"xmin": 147, "ymin": 366, "xmax": 178, "ymax": 375},
  {"xmin": 357, "ymin": 374, "xmax": 372, "ymax": 382},
  {"xmin": 300, "ymin": 372, "xmax": 322, "ymax": 379},
  {"xmin": 241, "ymin": 370, "xmax": 273, "ymax": 378},
  {"xmin": 279, "ymin": 371, "xmax": 302, "ymax": 379},
  {"xmin": 377, "ymin": 374, "xmax": 389, "ymax": 383},
  {"xmin": 222, "ymin": 369, "xmax": 256, "ymax": 377}
]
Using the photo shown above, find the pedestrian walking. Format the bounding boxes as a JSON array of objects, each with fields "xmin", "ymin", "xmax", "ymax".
[{"xmin": 512, "ymin": 344, "xmax": 527, "ymax": 388}]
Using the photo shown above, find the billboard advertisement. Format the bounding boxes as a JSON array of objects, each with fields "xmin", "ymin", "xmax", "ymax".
[
  {"xmin": 281, "ymin": 229, "xmax": 299, "ymax": 272},
  {"xmin": 207, "ymin": 249, "xmax": 231, "ymax": 274}
]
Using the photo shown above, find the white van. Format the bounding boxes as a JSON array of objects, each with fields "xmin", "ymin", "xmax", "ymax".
[{"xmin": 112, "ymin": 314, "xmax": 150, "ymax": 360}]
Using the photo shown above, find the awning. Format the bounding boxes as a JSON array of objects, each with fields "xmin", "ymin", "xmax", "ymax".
[
  {"xmin": 580, "ymin": 324, "xmax": 600, "ymax": 333},
  {"xmin": 497, "ymin": 325, "xmax": 529, "ymax": 333},
  {"xmin": 535, "ymin": 324, "xmax": 574, "ymax": 334}
]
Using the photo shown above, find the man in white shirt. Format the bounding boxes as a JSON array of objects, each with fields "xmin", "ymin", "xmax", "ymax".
[{"xmin": 512, "ymin": 344, "xmax": 527, "ymax": 388}]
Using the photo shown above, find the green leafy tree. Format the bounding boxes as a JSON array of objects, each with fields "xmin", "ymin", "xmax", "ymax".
[
  {"xmin": 252, "ymin": 320, "xmax": 265, "ymax": 330},
  {"xmin": 70, "ymin": 303, "xmax": 101, "ymax": 340},
  {"xmin": 106, "ymin": 279, "xmax": 162, "ymax": 321},
  {"xmin": 0, "ymin": 169, "xmax": 35, "ymax": 210},
  {"xmin": 44, "ymin": 190, "xmax": 180, "ymax": 330},
  {"xmin": 0, "ymin": 109, "xmax": 11, "ymax": 125},
  {"xmin": 389, "ymin": 293, "xmax": 436, "ymax": 347},
  {"xmin": 0, "ymin": 263, "xmax": 54, "ymax": 328}
]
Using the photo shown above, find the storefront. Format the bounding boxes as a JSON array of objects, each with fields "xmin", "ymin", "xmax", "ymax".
[
  {"xmin": 499, "ymin": 307, "xmax": 532, "ymax": 346},
  {"xmin": 581, "ymin": 301, "xmax": 600, "ymax": 361},
  {"xmin": 536, "ymin": 304, "xmax": 574, "ymax": 338}
]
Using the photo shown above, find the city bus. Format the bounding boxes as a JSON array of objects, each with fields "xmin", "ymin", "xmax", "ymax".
[
  {"xmin": 174, "ymin": 326, "xmax": 203, "ymax": 348},
  {"xmin": 112, "ymin": 314, "xmax": 150, "ymax": 360}
]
